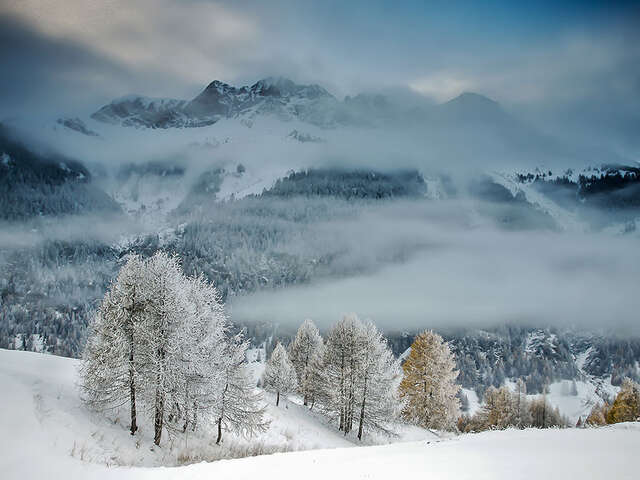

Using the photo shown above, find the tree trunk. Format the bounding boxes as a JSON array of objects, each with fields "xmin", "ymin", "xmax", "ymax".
[
  {"xmin": 216, "ymin": 417, "xmax": 223, "ymax": 445},
  {"xmin": 154, "ymin": 384, "xmax": 164, "ymax": 446},
  {"xmin": 276, "ymin": 390, "xmax": 280, "ymax": 406},
  {"xmin": 303, "ymin": 349, "xmax": 310, "ymax": 406},
  {"xmin": 181, "ymin": 396, "xmax": 188, "ymax": 432},
  {"xmin": 125, "ymin": 285, "xmax": 139, "ymax": 436},
  {"xmin": 339, "ymin": 349, "xmax": 345, "ymax": 431},
  {"xmin": 153, "ymin": 337, "xmax": 166, "ymax": 446},
  {"xmin": 358, "ymin": 377, "xmax": 367, "ymax": 441},
  {"xmin": 129, "ymin": 344, "xmax": 137, "ymax": 436},
  {"xmin": 346, "ymin": 341, "xmax": 355, "ymax": 434}
]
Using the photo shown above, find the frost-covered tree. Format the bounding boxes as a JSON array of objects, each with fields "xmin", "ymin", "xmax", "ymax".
[
  {"xmin": 354, "ymin": 320, "xmax": 401, "ymax": 440},
  {"xmin": 513, "ymin": 378, "xmax": 531, "ymax": 428},
  {"xmin": 135, "ymin": 252, "xmax": 187, "ymax": 446},
  {"xmin": 481, "ymin": 386, "xmax": 517, "ymax": 429},
  {"xmin": 171, "ymin": 274, "xmax": 228, "ymax": 434},
  {"xmin": 214, "ymin": 334, "xmax": 268, "ymax": 444},
  {"xmin": 79, "ymin": 254, "xmax": 147, "ymax": 436},
  {"xmin": 323, "ymin": 314, "xmax": 362, "ymax": 434},
  {"xmin": 399, "ymin": 330, "xmax": 460, "ymax": 431},
  {"xmin": 529, "ymin": 395, "xmax": 564, "ymax": 428},
  {"xmin": 322, "ymin": 314, "xmax": 400, "ymax": 438},
  {"xmin": 262, "ymin": 342, "xmax": 297, "ymax": 406},
  {"xmin": 289, "ymin": 319, "xmax": 323, "ymax": 406},
  {"xmin": 81, "ymin": 251, "xmax": 260, "ymax": 447},
  {"xmin": 305, "ymin": 343, "xmax": 327, "ymax": 410},
  {"xmin": 460, "ymin": 381, "xmax": 566, "ymax": 432}
]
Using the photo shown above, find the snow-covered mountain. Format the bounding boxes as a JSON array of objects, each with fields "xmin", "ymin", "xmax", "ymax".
[
  {"xmin": 91, "ymin": 77, "xmax": 340, "ymax": 128},
  {"xmin": 83, "ymin": 76, "xmax": 624, "ymax": 171}
]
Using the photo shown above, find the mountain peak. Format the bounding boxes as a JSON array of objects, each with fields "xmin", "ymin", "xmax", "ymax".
[
  {"xmin": 439, "ymin": 92, "xmax": 506, "ymax": 123},
  {"xmin": 445, "ymin": 92, "xmax": 500, "ymax": 109},
  {"xmin": 250, "ymin": 77, "xmax": 331, "ymax": 99},
  {"xmin": 254, "ymin": 76, "xmax": 297, "ymax": 90},
  {"xmin": 201, "ymin": 80, "xmax": 236, "ymax": 95}
]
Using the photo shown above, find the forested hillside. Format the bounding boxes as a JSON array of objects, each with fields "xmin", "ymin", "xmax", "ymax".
[
  {"xmin": 0, "ymin": 124, "xmax": 120, "ymax": 220},
  {"xmin": 0, "ymin": 137, "xmax": 638, "ymax": 397}
]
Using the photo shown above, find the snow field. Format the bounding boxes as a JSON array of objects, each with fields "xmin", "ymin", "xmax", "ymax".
[{"xmin": 1, "ymin": 349, "xmax": 638, "ymax": 480}]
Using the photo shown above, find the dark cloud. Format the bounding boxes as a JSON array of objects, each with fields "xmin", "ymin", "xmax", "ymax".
[{"xmin": 0, "ymin": 15, "xmax": 132, "ymax": 118}]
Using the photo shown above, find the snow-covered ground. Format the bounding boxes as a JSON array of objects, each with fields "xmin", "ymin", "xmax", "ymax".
[
  {"xmin": 0, "ymin": 349, "xmax": 435, "ymax": 470},
  {"xmin": 1, "ymin": 348, "xmax": 638, "ymax": 480}
]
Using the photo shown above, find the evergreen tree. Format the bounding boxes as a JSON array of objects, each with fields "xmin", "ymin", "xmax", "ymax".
[{"xmin": 399, "ymin": 330, "xmax": 460, "ymax": 430}]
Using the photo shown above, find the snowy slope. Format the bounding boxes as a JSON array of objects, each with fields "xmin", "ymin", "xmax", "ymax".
[
  {"xmin": 489, "ymin": 171, "xmax": 587, "ymax": 232},
  {"xmin": 544, "ymin": 380, "xmax": 615, "ymax": 424},
  {"xmin": 33, "ymin": 112, "xmax": 329, "ymax": 230},
  {"xmin": 461, "ymin": 388, "xmax": 481, "ymax": 416},
  {"xmin": 0, "ymin": 349, "xmax": 436, "ymax": 469},
  {"xmin": 1, "ymin": 349, "xmax": 638, "ymax": 479},
  {"xmin": 500, "ymin": 378, "xmax": 618, "ymax": 425}
]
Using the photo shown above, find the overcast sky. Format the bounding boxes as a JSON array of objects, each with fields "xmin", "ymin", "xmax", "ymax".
[{"xmin": 1, "ymin": 0, "xmax": 639, "ymax": 125}]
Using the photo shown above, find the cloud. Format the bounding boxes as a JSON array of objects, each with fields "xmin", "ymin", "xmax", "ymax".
[
  {"xmin": 2, "ymin": 0, "xmax": 261, "ymax": 87},
  {"xmin": 409, "ymin": 73, "xmax": 476, "ymax": 103},
  {"xmin": 0, "ymin": 16, "xmax": 132, "ymax": 118},
  {"xmin": 229, "ymin": 201, "xmax": 640, "ymax": 335},
  {"xmin": 408, "ymin": 24, "xmax": 640, "ymax": 105},
  {"xmin": 0, "ymin": 1, "xmax": 271, "ymax": 118}
]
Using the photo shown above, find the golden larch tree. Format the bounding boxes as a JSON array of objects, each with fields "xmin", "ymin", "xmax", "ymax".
[{"xmin": 399, "ymin": 330, "xmax": 460, "ymax": 430}]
